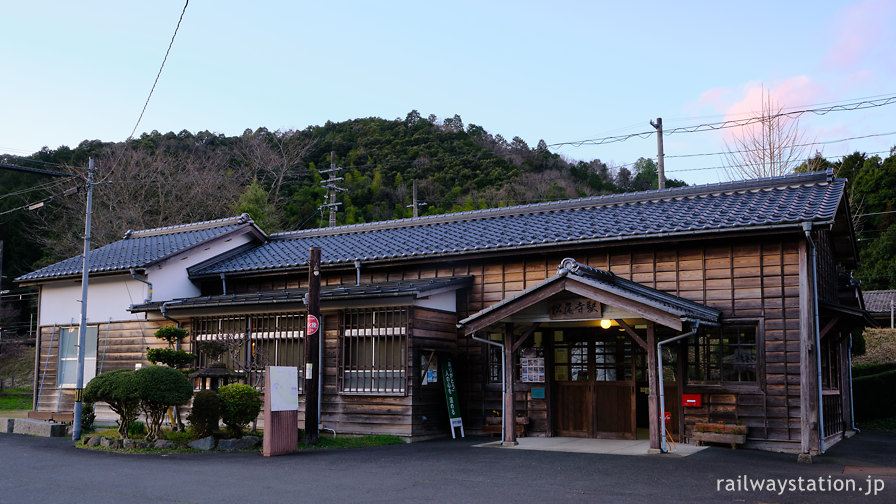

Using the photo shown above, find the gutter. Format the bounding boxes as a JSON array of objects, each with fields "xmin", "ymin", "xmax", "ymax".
[
  {"xmin": 657, "ymin": 320, "xmax": 701, "ymax": 453},
  {"xmin": 129, "ymin": 268, "xmax": 152, "ymax": 304},
  {"xmin": 803, "ymin": 222, "xmax": 826, "ymax": 454}
]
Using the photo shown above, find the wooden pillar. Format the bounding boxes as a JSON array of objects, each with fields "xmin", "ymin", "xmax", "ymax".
[
  {"xmin": 798, "ymin": 239, "xmax": 819, "ymax": 457},
  {"xmin": 676, "ymin": 340, "xmax": 688, "ymax": 442},
  {"xmin": 839, "ymin": 332, "xmax": 853, "ymax": 432},
  {"xmin": 647, "ymin": 322, "xmax": 660, "ymax": 450},
  {"xmin": 503, "ymin": 323, "xmax": 517, "ymax": 445}
]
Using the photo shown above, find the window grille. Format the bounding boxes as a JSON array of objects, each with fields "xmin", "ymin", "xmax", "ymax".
[
  {"xmin": 687, "ymin": 325, "xmax": 758, "ymax": 384},
  {"xmin": 339, "ymin": 308, "xmax": 408, "ymax": 395}
]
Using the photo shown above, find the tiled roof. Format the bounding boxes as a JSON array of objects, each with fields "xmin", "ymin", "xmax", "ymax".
[
  {"xmin": 131, "ymin": 276, "xmax": 474, "ymax": 312},
  {"xmin": 17, "ymin": 214, "xmax": 260, "ymax": 282},
  {"xmin": 192, "ymin": 170, "xmax": 845, "ymax": 277},
  {"xmin": 865, "ymin": 290, "xmax": 896, "ymax": 313},
  {"xmin": 458, "ymin": 258, "xmax": 721, "ymax": 331}
]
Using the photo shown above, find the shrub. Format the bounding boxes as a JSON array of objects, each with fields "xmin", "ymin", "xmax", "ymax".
[
  {"xmin": 853, "ymin": 362, "xmax": 896, "ymax": 378},
  {"xmin": 218, "ymin": 383, "xmax": 262, "ymax": 438},
  {"xmin": 134, "ymin": 365, "xmax": 194, "ymax": 443},
  {"xmin": 154, "ymin": 326, "xmax": 189, "ymax": 346},
  {"xmin": 854, "ymin": 368, "xmax": 896, "ymax": 420},
  {"xmin": 187, "ymin": 390, "xmax": 221, "ymax": 438},
  {"xmin": 128, "ymin": 420, "xmax": 146, "ymax": 438},
  {"xmin": 147, "ymin": 348, "xmax": 196, "ymax": 368},
  {"xmin": 198, "ymin": 340, "xmax": 228, "ymax": 362},
  {"xmin": 83, "ymin": 369, "xmax": 140, "ymax": 439},
  {"xmin": 81, "ymin": 402, "xmax": 95, "ymax": 432}
]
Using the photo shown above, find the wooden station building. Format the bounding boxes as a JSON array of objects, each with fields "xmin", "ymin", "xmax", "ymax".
[{"xmin": 18, "ymin": 170, "xmax": 871, "ymax": 456}]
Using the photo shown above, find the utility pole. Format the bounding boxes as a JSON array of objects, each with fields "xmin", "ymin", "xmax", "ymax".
[
  {"xmin": 406, "ymin": 180, "xmax": 427, "ymax": 218},
  {"xmin": 319, "ymin": 151, "xmax": 346, "ymax": 227},
  {"xmin": 304, "ymin": 247, "xmax": 321, "ymax": 445},
  {"xmin": 650, "ymin": 117, "xmax": 666, "ymax": 189},
  {"xmin": 72, "ymin": 157, "xmax": 94, "ymax": 441}
]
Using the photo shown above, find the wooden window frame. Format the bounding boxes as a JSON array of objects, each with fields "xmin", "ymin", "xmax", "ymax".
[
  {"xmin": 57, "ymin": 325, "xmax": 98, "ymax": 389},
  {"xmin": 685, "ymin": 319, "xmax": 765, "ymax": 393},
  {"xmin": 338, "ymin": 307, "xmax": 409, "ymax": 396}
]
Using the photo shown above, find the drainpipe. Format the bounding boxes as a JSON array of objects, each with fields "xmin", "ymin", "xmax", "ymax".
[
  {"xmin": 129, "ymin": 268, "xmax": 152, "ymax": 304},
  {"xmin": 657, "ymin": 321, "xmax": 701, "ymax": 453},
  {"xmin": 220, "ymin": 273, "xmax": 228, "ymax": 295},
  {"xmin": 803, "ymin": 222, "xmax": 825, "ymax": 454},
  {"xmin": 160, "ymin": 301, "xmax": 182, "ymax": 329},
  {"xmin": 848, "ymin": 334, "xmax": 860, "ymax": 433},
  {"xmin": 471, "ymin": 332, "xmax": 506, "ymax": 443},
  {"xmin": 354, "ymin": 260, "xmax": 361, "ymax": 286}
]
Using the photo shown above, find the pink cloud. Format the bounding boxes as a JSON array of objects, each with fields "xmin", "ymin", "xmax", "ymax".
[
  {"xmin": 824, "ymin": 0, "xmax": 896, "ymax": 70},
  {"xmin": 718, "ymin": 77, "xmax": 824, "ymax": 142}
]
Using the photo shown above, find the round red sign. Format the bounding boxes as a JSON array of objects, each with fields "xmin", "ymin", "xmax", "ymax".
[{"xmin": 306, "ymin": 314, "xmax": 320, "ymax": 335}]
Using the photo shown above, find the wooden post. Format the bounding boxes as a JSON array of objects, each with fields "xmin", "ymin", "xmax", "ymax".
[
  {"xmin": 798, "ymin": 239, "xmax": 819, "ymax": 459},
  {"xmin": 503, "ymin": 323, "xmax": 517, "ymax": 445},
  {"xmin": 304, "ymin": 247, "xmax": 321, "ymax": 445},
  {"xmin": 647, "ymin": 322, "xmax": 660, "ymax": 450},
  {"xmin": 839, "ymin": 333, "xmax": 853, "ymax": 432},
  {"xmin": 676, "ymin": 340, "xmax": 687, "ymax": 442}
]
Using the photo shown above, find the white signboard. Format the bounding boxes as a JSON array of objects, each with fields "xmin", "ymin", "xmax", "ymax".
[{"xmin": 268, "ymin": 366, "xmax": 299, "ymax": 412}]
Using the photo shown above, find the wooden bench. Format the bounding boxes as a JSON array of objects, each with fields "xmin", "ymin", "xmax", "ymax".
[{"xmin": 27, "ymin": 411, "xmax": 74, "ymax": 423}]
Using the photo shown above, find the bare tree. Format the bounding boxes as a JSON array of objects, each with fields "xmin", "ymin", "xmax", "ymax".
[{"xmin": 723, "ymin": 89, "xmax": 810, "ymax": 180}]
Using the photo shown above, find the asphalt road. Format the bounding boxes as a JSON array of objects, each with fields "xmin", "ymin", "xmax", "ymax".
[{"xmin": 1, "ymin": 431, "xmax": 894, "ymax": 504}]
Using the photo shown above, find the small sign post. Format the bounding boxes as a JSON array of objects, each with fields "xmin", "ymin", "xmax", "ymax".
[
  {"xmin": 439, "ymin": 355, "xmax": 464, "ymax": 439},
  {"xmin": 263, "ymin": 366, "xmax": 299, "ymax": 456}
]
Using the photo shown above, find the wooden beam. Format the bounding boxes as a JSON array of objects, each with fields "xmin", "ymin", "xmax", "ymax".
[
  {"xmin": 463, "ymin": 280, "xmax": 566, "ymax": 334},
  {"xmin": 819, "ymin": 316, "xmax": 840, "ymax": 340},
  {"xmin": 512, "ymin": 323, "xmax": 540, "ymax": 353},
  {"xmin": 564, "ymin": 281, "xmax": 683, "ymax": 331},
  {"xmin": 617, "ymin": 319, "xmax": 648, "ymax": 351}
]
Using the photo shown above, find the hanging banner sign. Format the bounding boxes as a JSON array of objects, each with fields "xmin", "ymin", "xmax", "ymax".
[
  {"xmin": 439, "ymin": 355, "xmax": 464, "ymax": 439},
  {"xmin": 306, "ymin": 314, "xmax": 320, "ymax": 336}
]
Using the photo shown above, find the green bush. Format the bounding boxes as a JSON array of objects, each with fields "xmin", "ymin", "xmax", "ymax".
[
  {"xmin": 853, "ymin": 362, "xmax": 896, "ymax": 378},
  {"xmin": 81, "ymin": 402, "xmax": 95, "ymax": 432},
  {"xmin": 83, "ymin": 369, "xmax": 140, "ymax": 439},
  {"xmin": 154, "ymin": 326, "xmax": 189, "ymax": 346},
  {"xmin": 187, "ymin": 390, "xmax": 221, "ymax": 439},
  {"xmin": 128, "ymin": 420, "xmax": 146, "ymax": 437},
  {"xmin": 146, "ymin": 348, "xmax": 196, "ymax": 368},
  {"xmin": 218, "ymin": 383, "xmax": 261, "ymax": 438},
  {"xmin": 134, "ymin": 365, "xmax": 194, "ymax": 443},
  {"xmin": 854, "ymin": 369, "xmax": 896, "ymax": 420}
]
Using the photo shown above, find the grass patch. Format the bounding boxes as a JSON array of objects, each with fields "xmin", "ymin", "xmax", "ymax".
[
  {"xmin": 860, "ymin": 416, "xmax": 896, "ymax": 432},
  {"xmin": 297, "ymin": 433, "xmax": 405, "ymax": 450},
  {"xmin": 0, "ymin": 393, "xmax": 32, "ymax": 410}
]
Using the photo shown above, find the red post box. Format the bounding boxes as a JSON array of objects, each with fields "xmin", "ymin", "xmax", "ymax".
[{"xmin": 682, "ymin": 393, "xmax": 702, "ymax": 407}]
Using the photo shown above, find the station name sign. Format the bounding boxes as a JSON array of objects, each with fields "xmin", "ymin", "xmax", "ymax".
[{"xmin": 548, "ymin": 298, "xmax": 602, "ymax": 320}]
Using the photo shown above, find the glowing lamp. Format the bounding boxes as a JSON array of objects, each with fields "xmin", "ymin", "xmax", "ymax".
[{"xmin": 599, "ymin": 319, "xmax": 612, "ymax": 329}]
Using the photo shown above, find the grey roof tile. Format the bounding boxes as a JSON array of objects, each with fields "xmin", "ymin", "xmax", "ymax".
[
  {"xmin": 17, "ymin": 214, "xmax": 258, "ymax": 282},
  {"xmin": 193, "ymin": 171, "xmax": 846, "ymax": 277},
  {"xmin": 865, "ymin": 290, "xmax": 896, "ymax": 313}
]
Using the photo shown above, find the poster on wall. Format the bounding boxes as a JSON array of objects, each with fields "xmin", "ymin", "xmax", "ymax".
[
  {"xmin": 268, "ymin": 366, "xmax": 299, "ymax": 411},
  {"xmin": 520, "ymin": 348, "xmax": 545, "ymax": 383}
]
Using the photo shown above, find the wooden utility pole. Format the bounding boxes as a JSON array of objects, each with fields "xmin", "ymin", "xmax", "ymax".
[
  {"xmin": 304, "ymin": 246, "xmax": 321, "ymax": 445},
  {"xmin": 650, "ymin": 118, "xmax": 666, "ymax": 189},
  {"xmin": 407, "ymin": 179, "xmax": 427, "ymax": 218}
]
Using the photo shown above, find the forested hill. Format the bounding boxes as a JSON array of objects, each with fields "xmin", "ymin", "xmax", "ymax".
[{"xmin": 0, "ymin": 111, "xmax": 682, "ymax": 276}]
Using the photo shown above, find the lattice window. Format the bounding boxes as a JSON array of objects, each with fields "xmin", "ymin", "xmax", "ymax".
[
  {"xmin": 339, "ymin": 308, "xmax": 408, "ymax": 395},
  {"xmin": 192, "ymin": 314, "xmax": 305, "ymax": 391},
  {"xmin": 687, "ymin": 325, "xmax": 758, "ymax": 384}
]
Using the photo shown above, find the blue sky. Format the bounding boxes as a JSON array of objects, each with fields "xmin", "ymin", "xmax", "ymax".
[{"xmin": 2, "ymin": 0, "xmax": 895, "ymax": 185}]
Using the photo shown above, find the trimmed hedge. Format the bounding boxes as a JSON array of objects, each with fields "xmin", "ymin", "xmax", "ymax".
[
  {"xmin": 187, "ymin": 390, "xmax": 221, "ymax": 439},
  {"xmin": 218, "ymin": 383, "xmax": 261, "ymax": 438},
  {"xmin": 853, "ymin": 362, "xmax": 896, "ymax": 378},
  {"xmin": 853, "ymin": 368, "xmax": 896, "ymax": 420}
]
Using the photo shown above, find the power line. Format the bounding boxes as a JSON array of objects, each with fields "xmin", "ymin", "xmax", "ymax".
[
  {"xmin": 549, "ymin": 95, "xmax": 896, "ymax": 148},
  {"xmin": 128, "ymin": 0, "xmax": 190, "ymax": 140}
]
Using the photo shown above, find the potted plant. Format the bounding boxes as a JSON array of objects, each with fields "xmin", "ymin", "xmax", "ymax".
[{"xmin": 692, "ymin": 421, "xmax": 747, "ymax": 449}]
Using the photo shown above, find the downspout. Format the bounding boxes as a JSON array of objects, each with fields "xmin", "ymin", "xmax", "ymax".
[
  {"xmin": 657, "ymin": 321, "xmax": 701, "ymax": 453},
  {"xmin": 471, "ymin": 331, "xmax": 506, "ymax": 443},
  {"xmin": 803, "ymin": 222, "xmax": 825, "ymax": 454},
  {"xmin": 160, "ymin": 302, "xmax": 182, "ymax": 329},
  {"xmin": 129, "ymin": 268, "xmax": 152, "ymax": 304},
  {"xmin": 220, "ymin": 273, "xmax": 227, "ymax": 295},
  {"xmin": 354, "ymin": 260, "xmax": 361, "ymax": 286},
  {"xmin": 848, "ymin": 334, "xmax": 860, "ymax": 432}
]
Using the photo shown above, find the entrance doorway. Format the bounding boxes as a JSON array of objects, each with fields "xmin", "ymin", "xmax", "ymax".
[{"xmin": 553, "ymin": 328, "xmax": 636, "ymax": 439}]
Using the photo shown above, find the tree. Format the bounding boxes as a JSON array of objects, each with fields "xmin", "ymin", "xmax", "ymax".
[
  {"xmin": 82, "ymin": 369, "xmax": 141, "ymax": 439},
  {"xmin": 134, "ymin": 365, "xmax": 193, "ymax": 443},
  {"xmin": 723, "ymin": 89, "xmax": 809, "ymax": 180}
]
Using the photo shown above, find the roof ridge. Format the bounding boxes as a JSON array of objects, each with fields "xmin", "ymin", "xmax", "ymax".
[
  {"xmin": 272, "ymin": 171, "xmax": 833, "ymax": 240},
  {"xmin": 125, "ymin": 213, "xmax": 253, "ymax": 239}
]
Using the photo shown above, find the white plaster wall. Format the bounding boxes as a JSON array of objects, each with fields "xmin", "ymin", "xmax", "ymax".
[
  {"xmin": 146, "ymin": 232, "xmax": 254, "ymax": 301},
  {"xmin": 39, "ymin": 276, "xmax": 149, "ymax": 326},
  {"xmin": 39, "ymin": 230, "xmax": 257, "ymax": 326},
  {"xmin": 414, "ymin": 290, "xmax": 456, "ymax": 312}
]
